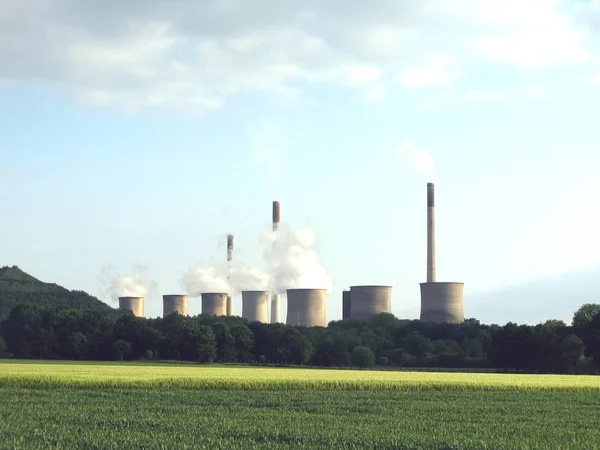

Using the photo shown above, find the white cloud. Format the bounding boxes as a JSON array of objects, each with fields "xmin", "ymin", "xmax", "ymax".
[
  {"xmin": 0, "ymin": 1, "xmax": 596, "ymax": 114},
  {"xmin": 583, "ymin": 74, "xmax": 600, "ymax": 84},
  {"xmin": 397, "ymin": 141, "xmax": 435, "ymax": 179},
  {"xmin": 397, "ymin": 56, "xmax": 462, "ymax": 88},
  {"xmin": 463, "ymin": 90, "xmax": 509, "ymax": 102},
  {"xmin": 364, "ymin": 86, "xmax": 386, "ymax": 102}
]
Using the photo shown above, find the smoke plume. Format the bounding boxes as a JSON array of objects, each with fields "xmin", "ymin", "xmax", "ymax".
[
  {"xmin": 183, "ymin": 263, "xmax": 270, "ymax": 295},
  {"xmin": 229, "ymin": 267, "xmax": 270, "ymax": 292},
  {"xmin": 183, "ymin": 263, "xmax": 231, "ymax": 297},
  {"xmin": 261, "ymin": 224, "xmax": 333, "ymax": 294},
  {"xmin": 397, "ymin": 140, "xmax": 435, "ymax": 179},
  {"xmin": 99, "ymin": 265, "xmax": 157, "ymax": 301}
]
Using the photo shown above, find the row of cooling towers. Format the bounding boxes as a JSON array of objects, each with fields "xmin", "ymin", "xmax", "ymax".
[{"xmin": 118, "ymin": 183, "xmax": 465, "ymax": 326}]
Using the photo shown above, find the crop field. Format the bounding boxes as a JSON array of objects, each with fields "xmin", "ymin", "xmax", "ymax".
[{"xmin": 1, "ymin": 361, "xmax": 599, "ymax": 449}]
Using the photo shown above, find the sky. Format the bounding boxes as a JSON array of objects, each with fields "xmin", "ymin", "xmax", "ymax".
[{"xmin": 1, "ymin": 0, "xmax": 600, "ymax": 324}]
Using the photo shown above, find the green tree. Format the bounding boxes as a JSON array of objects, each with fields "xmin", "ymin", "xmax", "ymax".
[
  {"xmin": 212, "ymin": 322, "xmax": 237, "ymax": 363},
  {"xmin": 113, "ymin": 339, "xmax": 131, "ymax": 361},
  {"xmin": 351, "ymin": 346, "xmax": 375, "ymax": 368},
  {"xmin": 572, "ymin": 304, "xmax": 600, "ymax": 329},
  {"xmin": 230, "ymin": 324, "xmax": 254, "ymax": 362},
  {"xmin": 67, "ymin": 332, "xmax": 89, "ymax": 360}
]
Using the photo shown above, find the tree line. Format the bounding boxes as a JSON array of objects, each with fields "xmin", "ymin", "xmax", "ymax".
[{"xmin": 1, "ymin": 302, "xmax": 600, "ymax": 374}]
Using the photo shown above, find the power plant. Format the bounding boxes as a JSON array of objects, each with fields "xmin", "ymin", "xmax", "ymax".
[
  {"xmin": 419, "ymin": 183, "xmax": 465, "ymax": 323},
  {"xmin": 270, "ymin": 201, "xmax": 281, "ymax": 324},
  {"xmin": 118, "ymin": 296, "xmax": 144, "ymax": 317},
  {"xmin": 226, "ymin": 234, "xmax": 234, "ymax": 316},
  {"xmin": 163, "ymin": 294, "xmax": 188, "ymax": 317},
  {"xmin": 241, "ymin": 290, "xmax": 270, "ymax": 323},
  {"xmin": 348, "ymin": 285, "xmax": 392, "ymax": 319},
  {"xmin": 141, "ymin": 186, "xmax": 465, "ymax": 326},
  {"xmin": 286, "ymin": 288, "xmax": 327, "ymax": 327},
  {"xmin": 201, "ymin": 292, "xmax": 228, "ymax": 317}
]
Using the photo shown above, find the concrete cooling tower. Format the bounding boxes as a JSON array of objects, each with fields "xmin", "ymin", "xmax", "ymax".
[
  {"xmin": 163, "ymin": 295, "xmax": 188, "ymax": 317},
  {"xmin": 242, "ymin": 290, "xmax": 270, "ymax": 323},
  {"xmin": 118, "ymin": 297, "xmax": 144, "ymax": 317},
  {"xmin": 419, "ymin": 183, "xmax": 465, "ymax": 324},
  {"xmin": 286, "ymin": 288, "xmax": 327, "ymax": 327},
  {"xmin": 420, "ymin": 282, "xmax": 464, "ymax": 323},
  {"xmin": 342, "ymin": 290, "xmax": 351, "ymax": 320},
  {"xmin": 201, "ymin": 293, "xmax": 228, "ymax": 317},
  {"xmin": 349, "ymin": 285, "xmax": 392, "ymax": 319}
]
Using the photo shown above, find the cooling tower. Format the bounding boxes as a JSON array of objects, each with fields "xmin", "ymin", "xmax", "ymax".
[
  {"xmin": 201, "ymin": 292, "xmax": 228, "ymax": 316},
  {"xmin": 118, "ymin": 297, "xmax": 144, "ymax": 317},
  {"xmin": 286, "ymin": 288, "xmax": 327, "ymax": 327},
  {"xmin": 342, "ymin": 290, "xmax": 351, "ymax": 320},
  {"xmin": 242, "ymin": 290, "xmax": 270, "ymax": 323},
  {"xmin": 349, "ymin": 285, "xmax": 392, "ymax": 319},
  {"xmin": 420, "ymin": 282, "xmax": 464, "ymax": 323},
  {"xmin": 163, "ymin": 294, "xmax": 188, "ymax": 317},
  {"xmin": 419, "ymin": 183, "xmax": 465, "ymax": 323}
]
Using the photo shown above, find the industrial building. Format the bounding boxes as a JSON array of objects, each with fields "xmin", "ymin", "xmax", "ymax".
[
  {"xmin": 419, "ymin": 183, "xmax": 465, "ymax": 323},
  {"xmin": 286, "ymin": 288, "xmax": 327, "ymax": 327},
  {"xmin": 163, "ymin": 294, "xmax": 188, "ymax": 317},
  {"xmin": 349, "ymin": 285, "xmax": 392, "ymax": 319},
  {"xmin": 201, "ymin": 292, "xmax": 228, "ymax": 316},
  {"xmin": 118, "ymin": 296, "xmax": 144, "ymax": 317},
  {"xmin": 242, "ymin": 290, "xmax": 270, "ymax": 323}
]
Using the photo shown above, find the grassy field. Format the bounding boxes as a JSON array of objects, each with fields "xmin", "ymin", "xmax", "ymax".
[{"xmin": 1, "ymin": 360, "xmax": 599, "ymax": 449}]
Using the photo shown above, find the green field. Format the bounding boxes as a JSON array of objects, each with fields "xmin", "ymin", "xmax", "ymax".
[{"xmin": 1, "ymin": 361, "xmax": 599, "ymax": 449}]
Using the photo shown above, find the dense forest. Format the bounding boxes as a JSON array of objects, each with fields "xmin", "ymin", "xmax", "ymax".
[
  {"xmin": 1, "ymin": 301, "xmax": 600, "ymax": 374},
  {"xmin": 0, "ymin": 266, "xmax": 117, "ymax": 321}
]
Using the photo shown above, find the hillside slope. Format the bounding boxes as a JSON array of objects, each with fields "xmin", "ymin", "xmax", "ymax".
[{"xmin": 0, "ymin": 266, "xmax": 116, "ymax": 320}]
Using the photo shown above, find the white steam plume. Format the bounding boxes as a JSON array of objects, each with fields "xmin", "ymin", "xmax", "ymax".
[
  {"xmin": 397, "ymin": 140, "xmax": 435, "ymax": 179},
  {"xmin": 183, "ymin": 263, "xmax": 270, "ymax": 295},
  {"xmin": 183, "ymin": 263, "xmax": 231, "ymax": 297},
  {"xmin": 261, "ymin": 224, "xmax": 333, "ymax": 294},
  {"xmin": 229, "ymin": 267, "xmax": 270, "ymax": 292},
  {"xmin": 99, "ymin": 264, "xmax": 157, "ymax": 301}
]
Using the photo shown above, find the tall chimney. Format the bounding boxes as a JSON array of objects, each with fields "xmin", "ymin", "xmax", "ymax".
[
  {"xmin": 427, "ymin": 183, "xmax": 436, "ymax": 283},
  {"xmin": 227, "ymin": 234, "xmax": 234, "ymax": 264},
  {"xmin": 271, "ymin": 201, "xmax": 281, "ymax": 323},
  {"xmin": 226, "ymin": 234, "xmax": 234, "ymax": 316},
  {"xmin": 272, "ymin": 201, "xmax": 280, "ymax": 231}
]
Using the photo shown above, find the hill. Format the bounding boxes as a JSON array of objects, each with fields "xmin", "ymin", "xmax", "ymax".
[{"xmin": 0, "ymin": 266, "xmax": 116, "ymax": 321}]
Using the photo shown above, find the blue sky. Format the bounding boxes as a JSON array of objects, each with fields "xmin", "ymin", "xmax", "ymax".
[{"xmin": 2, "ymin": 0, "xmax": 600, "ymax": 323}]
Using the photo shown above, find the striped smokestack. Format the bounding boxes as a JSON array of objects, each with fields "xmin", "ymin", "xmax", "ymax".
[
  {"xmin": 272, "ymin": 201, "xmax": 281, "ymax": 231},
  {"xmin": 271, "ymin": 200, "xmax": 280, "ymax": 323},
  {"xmin": 227, "ymin": 234, "xmax": 234, "ymax": 263},
  {"xmin": 427, "ymin": 183, "xmax": 436, "ymax": 283},
  {"xmin": 226, "ymin": 234, "xmax": 234, "ymax": 316}
]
